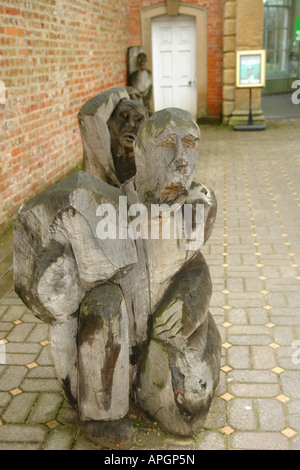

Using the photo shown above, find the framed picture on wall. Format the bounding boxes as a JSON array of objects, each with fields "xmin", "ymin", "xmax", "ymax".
[{"xmin": 236, "ymin": 50, "xmax": 266, "ymax": 88}]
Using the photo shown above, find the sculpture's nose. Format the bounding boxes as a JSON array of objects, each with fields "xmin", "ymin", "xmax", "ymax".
[
  {"xmin": 173, "ymin": 146, "xmax": 188, "ymax": 173},
  {"xmin": 127, "ymin": 114, "xmax": 138, "ymax": 130}
]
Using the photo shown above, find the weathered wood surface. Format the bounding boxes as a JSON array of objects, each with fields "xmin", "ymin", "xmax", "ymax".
[
  {"xmin": 107, "ymin": 98, "xmax": 148, "ymax": 183},
  {"xmin": 14, "ymin": 171, "xmax": 137, "ymax": 419},
  {"xmin": 14, "ymin": 171, "xmax": 137, "ymax": 325},
  {"xmin": 78, "ymin": 285, "xmax": 129, "ymax": 422},
  {"xmin": 78, "ymin": 87, "xmax": 148, "ymax": 186},
  {"xmin": 78, "ymin": 87, "xmax": 130, "ymax": 185},
  {"xmin": 14, "ymin": 107, "xmax": 221, "ymax": 439}
]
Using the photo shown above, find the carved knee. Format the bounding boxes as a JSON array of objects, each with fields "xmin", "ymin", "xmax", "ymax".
[
  {"xmin": 79, "ymin": 284, "xmax": 124, "ymax": 340},
  {"xmin": 77, "ymin": 284, "xmax": 130, "ymax": 422}
]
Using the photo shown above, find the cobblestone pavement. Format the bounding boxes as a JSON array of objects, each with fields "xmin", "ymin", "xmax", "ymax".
[{"xmin": 0, "ymin": 119, "xmax": 300, "ymax": 450}]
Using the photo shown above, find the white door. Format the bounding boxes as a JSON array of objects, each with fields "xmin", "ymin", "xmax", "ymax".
[{"xmin": 151, "ymin": 15, "xmax": 197, "ymax": 119}]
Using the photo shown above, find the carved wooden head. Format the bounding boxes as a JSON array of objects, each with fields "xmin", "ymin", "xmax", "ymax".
[
  {"xmin": 134, "ymin": 108, "xmax": 200, "ymax": 205},
  {"xmin": 137, "ymin": 52, "xmax": 147, "ymax": 70},
  {"xmin": 107, "ymin": 99, "xmax": 149, "ymax": 183}
]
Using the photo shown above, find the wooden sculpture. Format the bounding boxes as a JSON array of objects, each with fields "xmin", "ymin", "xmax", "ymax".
[{"xmin": 14, "ymin": 105, "xmax": 221, "ymax": 447}]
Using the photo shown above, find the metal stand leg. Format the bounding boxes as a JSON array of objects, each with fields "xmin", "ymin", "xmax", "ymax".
[{"xmin": 234, "ymin": 88, "xmax": 266, "ymax": 131}]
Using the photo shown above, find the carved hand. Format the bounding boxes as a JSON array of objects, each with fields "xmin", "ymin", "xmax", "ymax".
[{"xmin": 186, "ymin": 182, "xmax": 217, "ymax": 244}]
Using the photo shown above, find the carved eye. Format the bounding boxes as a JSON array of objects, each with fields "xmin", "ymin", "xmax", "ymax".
[
  {"xmin": 159, "ymin": 136, "xmax": 175, "ymax": 147},
  {"xmin": 182, "ymin": 135, "xmax": 197, "ymax": 148},
  {"xmin": 134, "ymin": 114, "xmax": 145, "ymax": 123},
  {"xmin": 120, "ymin": 111, "xmax": 129, "ymax": 120}
]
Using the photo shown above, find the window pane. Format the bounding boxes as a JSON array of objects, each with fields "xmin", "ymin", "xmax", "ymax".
[
  {"xmin": 277, "ymin": 7, "xmax": 288, "ymax": 28},
  {"xmin": 266, "ymin": 51, "xmax": 275, "ymax": 72},
  {"xmin": 278, "ymin": 28, "xmax": 288, "ymax": 49},
  {"xmin": 264, "ymin": 7, "xmax": 278, "ymax": 28},
  {"xmin": 263, "ymin": 0, "xmax": 294, "ymax": 76},
  {"xmin": 263, "ymin": 0, "xmax": 291, "ymax": 6},
  {"xmin": 277, "ymin": 49, "xmax": 288, "ymax": 71},
  {"xmin": 267, "ymin": 28, "xmax": 276, "ymax": 50}
]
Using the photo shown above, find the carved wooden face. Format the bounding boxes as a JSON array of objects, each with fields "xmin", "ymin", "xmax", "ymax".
[
  {"xmin": 137, "ymin": 53, "xmax": 147, "ymax": 70},
  {"xmin": 134, "ymin": 108, "xmax": 200, "ymax": 205},
  {"xmin": 154, "ymin": 126, "xmax": 200, "ymax": 204},
  {"xmin": 108, "ymin": 99, "xmax": 148, "ymax": 183}
]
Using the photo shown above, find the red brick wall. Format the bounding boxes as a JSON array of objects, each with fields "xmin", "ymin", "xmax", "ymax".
[
  {"xmin": 0, "ymin": 0, "xmax": 129, "ymax": 231},
  {"xmin": 0, "ymin": 0, "xmax": 223, "ymax": 231},
  {"xmin": 127, "ymin": 0, "xmax": 223, "ymax": 118}
]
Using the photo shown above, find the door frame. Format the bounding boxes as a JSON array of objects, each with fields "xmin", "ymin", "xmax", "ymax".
[{"xmin": 141, "ymin": 4, "xmax": 207, "ymax": 119}]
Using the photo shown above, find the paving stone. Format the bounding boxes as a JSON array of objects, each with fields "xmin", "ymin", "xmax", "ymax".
[
  {"xmin": 230, "ymin": 431, "xmax": 290, "ymax": 450},
  {"xmin": 37, "ymin": 345, "xmax": 54, "ymax": 366},
  {"xmin": 281, "ymin": 372, "xmax": 300, "ymax": 399},
  {"xmin": 267, "ymin": 292, "xmax": 287, "ymax": 307},
  {"xmin": 2, "ymin": 392, "xmax": 38, "ymax": 423},
  {"xmin": 227, "ymin": 309, "xmax": 248, "ymax": 324},
  {"xmin": 210, "ymin": 292, "xmax": 226, "ymax": 306},
  {"xmin": 286, "ymin": 400, "xmax": 300, "ymax": 414},
  {"xmin": 292, "ymin": 434, "xmax": 300, "ymax": 450},
  {"xmin": 227, "ymin": 345, "xmax": 251, "ymax": 369},
  {"xmin": 22, "ymin": 312, "xmax": 43, "ymax": 323},
  {"xmin": 27, "ymin": 392, "xmax": 63, "ymax": 424},
  {"xmin": 27, "ymin": 366, "xmax": 57, "ymax": 379},
  {"xmin": 228, "ymin": 369, "xmax": 279, "ymax": 384},
  {"xmin": 209, "ymin": 397, "xmax": 227, "ymax": 413},
  {"xmin": 227, "ymin": 278, "xmax": 244, "ymax": 292},
  {"xmin": 229, "ymin": 325, "xmax": 269, "ymax": 335},
  {"xmin": 0, "ymin": 306, "xmax": 8, "ymax": 319},
  {"xmin": 288, "ymin": 415, "xmax": 300, "ymax": 432},
  {"xmin": 57, "ymin": 404, "xmax": 79, "ymax": 425},
  {"xmin": 0, "ymin": 391, "xmax": 11, "ymax": 407},
  {"xmin": 6, "ymin": 343, "xmax": 41, "ymax": 354},
  {"xmin": 228, "ymin": 383, "xmax": 281, "ymax": 398},
  {"xmin": 5, "ymin": 353, "xmax": 39, "ymax": 366},
  {"xmin": 42, "ymin": 426, "xmax": 77, "ymax": 450},
  {"xmin": 227, "ymin": 298, "xmax": 265, "ymax": 309},
  {"xmin": 21, "ymin": 378, "xmax": 61, "ymax": 393},
  {"xmin": 248, "ymin": 308, "xmax": 269, "ymax": 324},
  {"xmin": 26, "ymin": 324, "xmax": 50, "ymax": 343},
  {"xmin": 1, "ymin": 306, "xmax": 28, "ymax": 322},
  {"xmin": 227, "ymin": 334, "xmax": 271, "ymax": 346},
  {"xmin": 0, "ymin": 365, "xmax": 28, "ymax": 391},
  {"xmin": 0, "ymin": 442, "xmax": 41, "ymax": 450},
  {"xmin": 0, "ymin": 322, "xmax": 13, "ymax": 332},
  {"xmin": 245, "ymin": 278, "xmax": 264, "ymax": 292},
  {"xmin": 196, "ymin": 431, "xmax": 226, "ymax": 450},
  {"xmin": 204, "ymin": 411, "xmax": 227, "ymax": 429},
  {"xmin": 286, "ymin": 292, "xmax": 300, "ymax": 307},
  {"xmin": 228, "ymin": 398, "xmax": 257, "ymax": 430},
  {"xmin": 7, "ymin": 323, "xmax": 35, "ymax": 342},
  {"xmin": 0, "ymin": 424, "xmax": 47, "ymax": 442},
  {"xmin": 252, "ymin": 346, "xmax": 277, "ymax": 369},
  {"xmin": 226, "ymin": 270, "xmax": 258, "ymax": 278},
  {"xmin": 257, "ymin": 399, "xmax": 285, "ymax": 431},
  {"xmin": 273, "ymin": 326, "xmax": 296, "ymax": 345}
]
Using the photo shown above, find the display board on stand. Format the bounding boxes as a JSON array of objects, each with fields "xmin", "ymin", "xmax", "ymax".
[{"xmin": 234, "ymin": 50, "xmax": 266, "ymax": 131}]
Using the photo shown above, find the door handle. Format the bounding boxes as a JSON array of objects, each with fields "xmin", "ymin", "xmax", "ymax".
[{"xmin": 188, "ymin": 81, "xmax": 192, "ymax": 86}]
